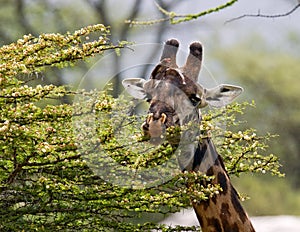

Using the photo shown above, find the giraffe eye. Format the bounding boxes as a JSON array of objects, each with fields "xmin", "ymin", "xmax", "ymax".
[
  {"xmin": 145, "ymin": 93, "xmax": 152, "ymax": 102},
  {"xmin": 189, "ymin": 94, "xmax": 201, "ymax": 106}
]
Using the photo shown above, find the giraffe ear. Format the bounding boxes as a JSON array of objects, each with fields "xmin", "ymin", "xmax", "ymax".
[
  {"xmin": 122, "ymin": 78, "xmax": 148, "ymax": 99},
  {"xmin": 204, "ymin": 84, "xmax": 243, "ymax": 107}
]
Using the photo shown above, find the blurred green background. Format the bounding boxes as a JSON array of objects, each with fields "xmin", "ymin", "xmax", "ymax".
[{"xmin": 1, "ymin": 0, "xmax": 299, "ymax": 216}]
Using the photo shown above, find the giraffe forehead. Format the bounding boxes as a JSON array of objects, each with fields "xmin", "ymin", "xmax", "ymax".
[
  {"xmin": 146, "ymin": 69, "xmax": 201, "ymax": 98},
  {"xmin": 146, "ymin": 80, "xmax": 193, "ymax": 111}
]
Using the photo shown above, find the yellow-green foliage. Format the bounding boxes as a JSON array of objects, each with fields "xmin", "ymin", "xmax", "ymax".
[
  {"xmin": 0, "ymin": 24, "xmax": 125, "ymax": 81},
  {"xmin": 0, "ymin": 26, "xmax": 283, "ymax": 231}
]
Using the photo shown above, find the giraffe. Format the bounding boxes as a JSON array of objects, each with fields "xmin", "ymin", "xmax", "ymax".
[{"xmin": 122, "ymin": 39, "xmax": 255, "ymax": 232}]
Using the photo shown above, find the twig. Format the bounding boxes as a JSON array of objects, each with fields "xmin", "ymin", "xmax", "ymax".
[{"xmin": 225, "ymin": 3, "xmax": 300, "ymax": 24}]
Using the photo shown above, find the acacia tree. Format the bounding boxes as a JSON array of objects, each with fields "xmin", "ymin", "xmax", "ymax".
[{"xmin": 0, "ymin": 22, "xmax": 283, "ymax": 231}]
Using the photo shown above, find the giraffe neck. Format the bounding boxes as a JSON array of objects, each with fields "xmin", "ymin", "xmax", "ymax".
[{"xmin": 191, "ymin": 139, "xmax": 255, "ymax": 232}]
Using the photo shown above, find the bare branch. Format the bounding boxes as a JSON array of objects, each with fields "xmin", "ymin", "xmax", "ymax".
[
  {"xmin": 120, "ymin": 0, "xmax": 142, "ymax": 40},
  {"xmin": 15, "ymin": 0, "xmax": 37, "ymax": 35},
  {"xmin": 86, "ymin": 0, "xmax": 110, "ymax": 26},
  {"xmin": 225, "ymin": 3, "xmax": 300, "ymax": 24}
]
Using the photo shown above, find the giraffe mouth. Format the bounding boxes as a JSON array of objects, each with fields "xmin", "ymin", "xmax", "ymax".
[{"xmin": 142, "ymin": 113, "xmax": 167, "ymax": 144}]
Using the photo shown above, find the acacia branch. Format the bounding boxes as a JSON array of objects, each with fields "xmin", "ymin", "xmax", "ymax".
[
  {"xmin": 225, "ymin": 3, "xmax": 300, "ymax": 24},
  {"xmin": 126, "ymin": 0, "xmax": 238, "ymax": 25}
]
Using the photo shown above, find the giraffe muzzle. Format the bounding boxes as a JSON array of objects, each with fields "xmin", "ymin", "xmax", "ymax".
[{"xmin": 142, "ymin": 113, "xmax": 167, "ymax": 144}]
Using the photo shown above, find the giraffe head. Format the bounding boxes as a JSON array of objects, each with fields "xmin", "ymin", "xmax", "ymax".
[{"xmin": 123, "ymin": 39, "xmax": 243, "ymax": 144}]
